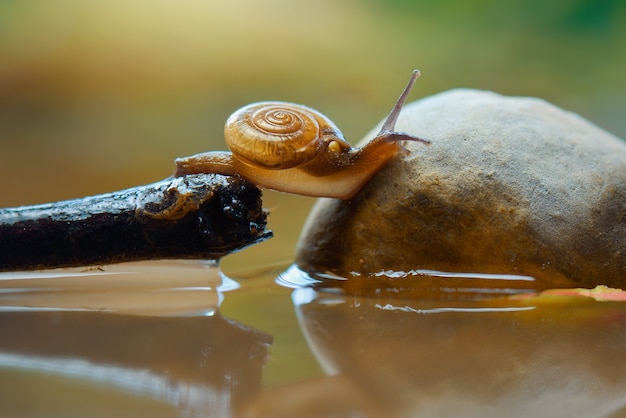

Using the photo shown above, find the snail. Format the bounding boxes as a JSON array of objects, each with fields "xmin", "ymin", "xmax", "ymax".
[{"xmin": 174, "ymin": 70, "xmax": 430, "ymax": 199}]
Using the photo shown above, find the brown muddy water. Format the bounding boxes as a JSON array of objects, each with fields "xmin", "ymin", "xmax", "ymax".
[{"xmin": 0, "ymin": 258, "xmax": 625, "ymax": 418}]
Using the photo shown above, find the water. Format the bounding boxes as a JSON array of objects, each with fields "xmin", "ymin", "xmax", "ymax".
[{"xmin": 0, "ymin": 260, "xmax": 625, "ymax": 418}]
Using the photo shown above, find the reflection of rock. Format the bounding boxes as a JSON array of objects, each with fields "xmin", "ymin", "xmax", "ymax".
[
  {"xmin": 297, "ymin": 90, "xmax": 626, "ymax": 289},
  {"xmin": 290, "ymin": 289, "xmax": 626, "ymax": 418}
]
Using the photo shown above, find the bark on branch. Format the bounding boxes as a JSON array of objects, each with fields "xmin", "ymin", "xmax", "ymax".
[{"xmin": 0, "ymin": 174, "xmax": 271, "ymax": 271}]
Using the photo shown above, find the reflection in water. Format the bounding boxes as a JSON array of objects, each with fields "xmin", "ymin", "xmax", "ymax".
[
  {"xmin": 0, "ymin": 261, "xmax": 272, "ymax": 418},
  {"xmin": 258, "ymin": 265, "xmax": 626, "ymax": 418},
  {"xmin": 277, "ymin": 264, "xmax": 542, "ymax": 298},
  {"xmin": 3, "ymin": 261, "xmax": 626, "ymax": 417}
]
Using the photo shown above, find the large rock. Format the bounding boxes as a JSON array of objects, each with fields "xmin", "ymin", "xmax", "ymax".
[{"xmin": 296, "ymin": 89, "xmax": 626, "ymax": 289}]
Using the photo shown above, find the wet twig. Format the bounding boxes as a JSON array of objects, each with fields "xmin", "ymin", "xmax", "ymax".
[{"xmin": 0, "ymin": 174, "xmax": 271, "ymax": 271}]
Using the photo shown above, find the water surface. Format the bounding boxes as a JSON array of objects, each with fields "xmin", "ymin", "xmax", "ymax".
[{"xmin": 0, "ymin": 260, "xmax": 625, "ymax": 417}]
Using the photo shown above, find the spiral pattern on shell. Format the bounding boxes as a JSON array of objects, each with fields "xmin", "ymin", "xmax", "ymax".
[
  {"xmin": 252, "ymin": 106, "xmax": 303, "ymax": 135},
  {"xmin": 225, "ymin": 102, "xmax": 333, "ymax": 169}
]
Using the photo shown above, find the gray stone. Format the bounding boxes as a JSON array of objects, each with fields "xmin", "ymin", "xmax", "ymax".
[{"xmin": 296, "ymin": 89, "xmax": 626, "ymax": 289}]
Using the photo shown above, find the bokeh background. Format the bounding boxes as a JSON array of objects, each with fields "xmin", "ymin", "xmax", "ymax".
[{"xmin": 1, "ymin": 0, "xmax": 624, "ymax": 271}]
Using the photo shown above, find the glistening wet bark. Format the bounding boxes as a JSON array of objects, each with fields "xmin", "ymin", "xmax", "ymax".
[{"xmin": 0, "ymin": 174, "xmax": 271, "ymax": 271}]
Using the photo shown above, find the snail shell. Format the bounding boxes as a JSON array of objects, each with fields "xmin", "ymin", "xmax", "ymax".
[
  {"xmin": 174, "ymin": 70, "xmax": 430, "ymax": 199},
  {"xmin": 225, "ymin": 102, "xmax": 344, "ymax": 169}
]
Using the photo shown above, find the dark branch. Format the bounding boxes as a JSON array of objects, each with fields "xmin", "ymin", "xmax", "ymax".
[{"xmin": 0, "ymin": 174, "xmax": 271, "ymax": 271}]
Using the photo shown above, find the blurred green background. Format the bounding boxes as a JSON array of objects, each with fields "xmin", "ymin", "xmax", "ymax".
[{"xmin": 0, "ymin": 0, "xmax": 624, "ymax": 271}]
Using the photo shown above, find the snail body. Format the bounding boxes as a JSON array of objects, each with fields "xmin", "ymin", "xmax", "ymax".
[{"xmin": 175, "ymin": 70, "xmax": 429, "ymax": 199}]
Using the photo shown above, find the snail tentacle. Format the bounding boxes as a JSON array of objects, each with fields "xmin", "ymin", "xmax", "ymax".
[{"xmin": 374, "ymin": 69, "xmax": 430, "ymax": 146}]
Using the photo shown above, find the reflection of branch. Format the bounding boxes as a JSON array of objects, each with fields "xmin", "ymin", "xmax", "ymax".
[
  {"xmin": 0, "ymin": 174, "xmax": 271, "ymax": 271},
  {"xmin": 0, "ymin": 310, "xmax": 273, "ymax": 416}
]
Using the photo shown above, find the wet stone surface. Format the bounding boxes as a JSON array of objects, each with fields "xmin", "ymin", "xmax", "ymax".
[{"xmin": 296, "ymin": 89, "xmax": 626, "ymax": 289}]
